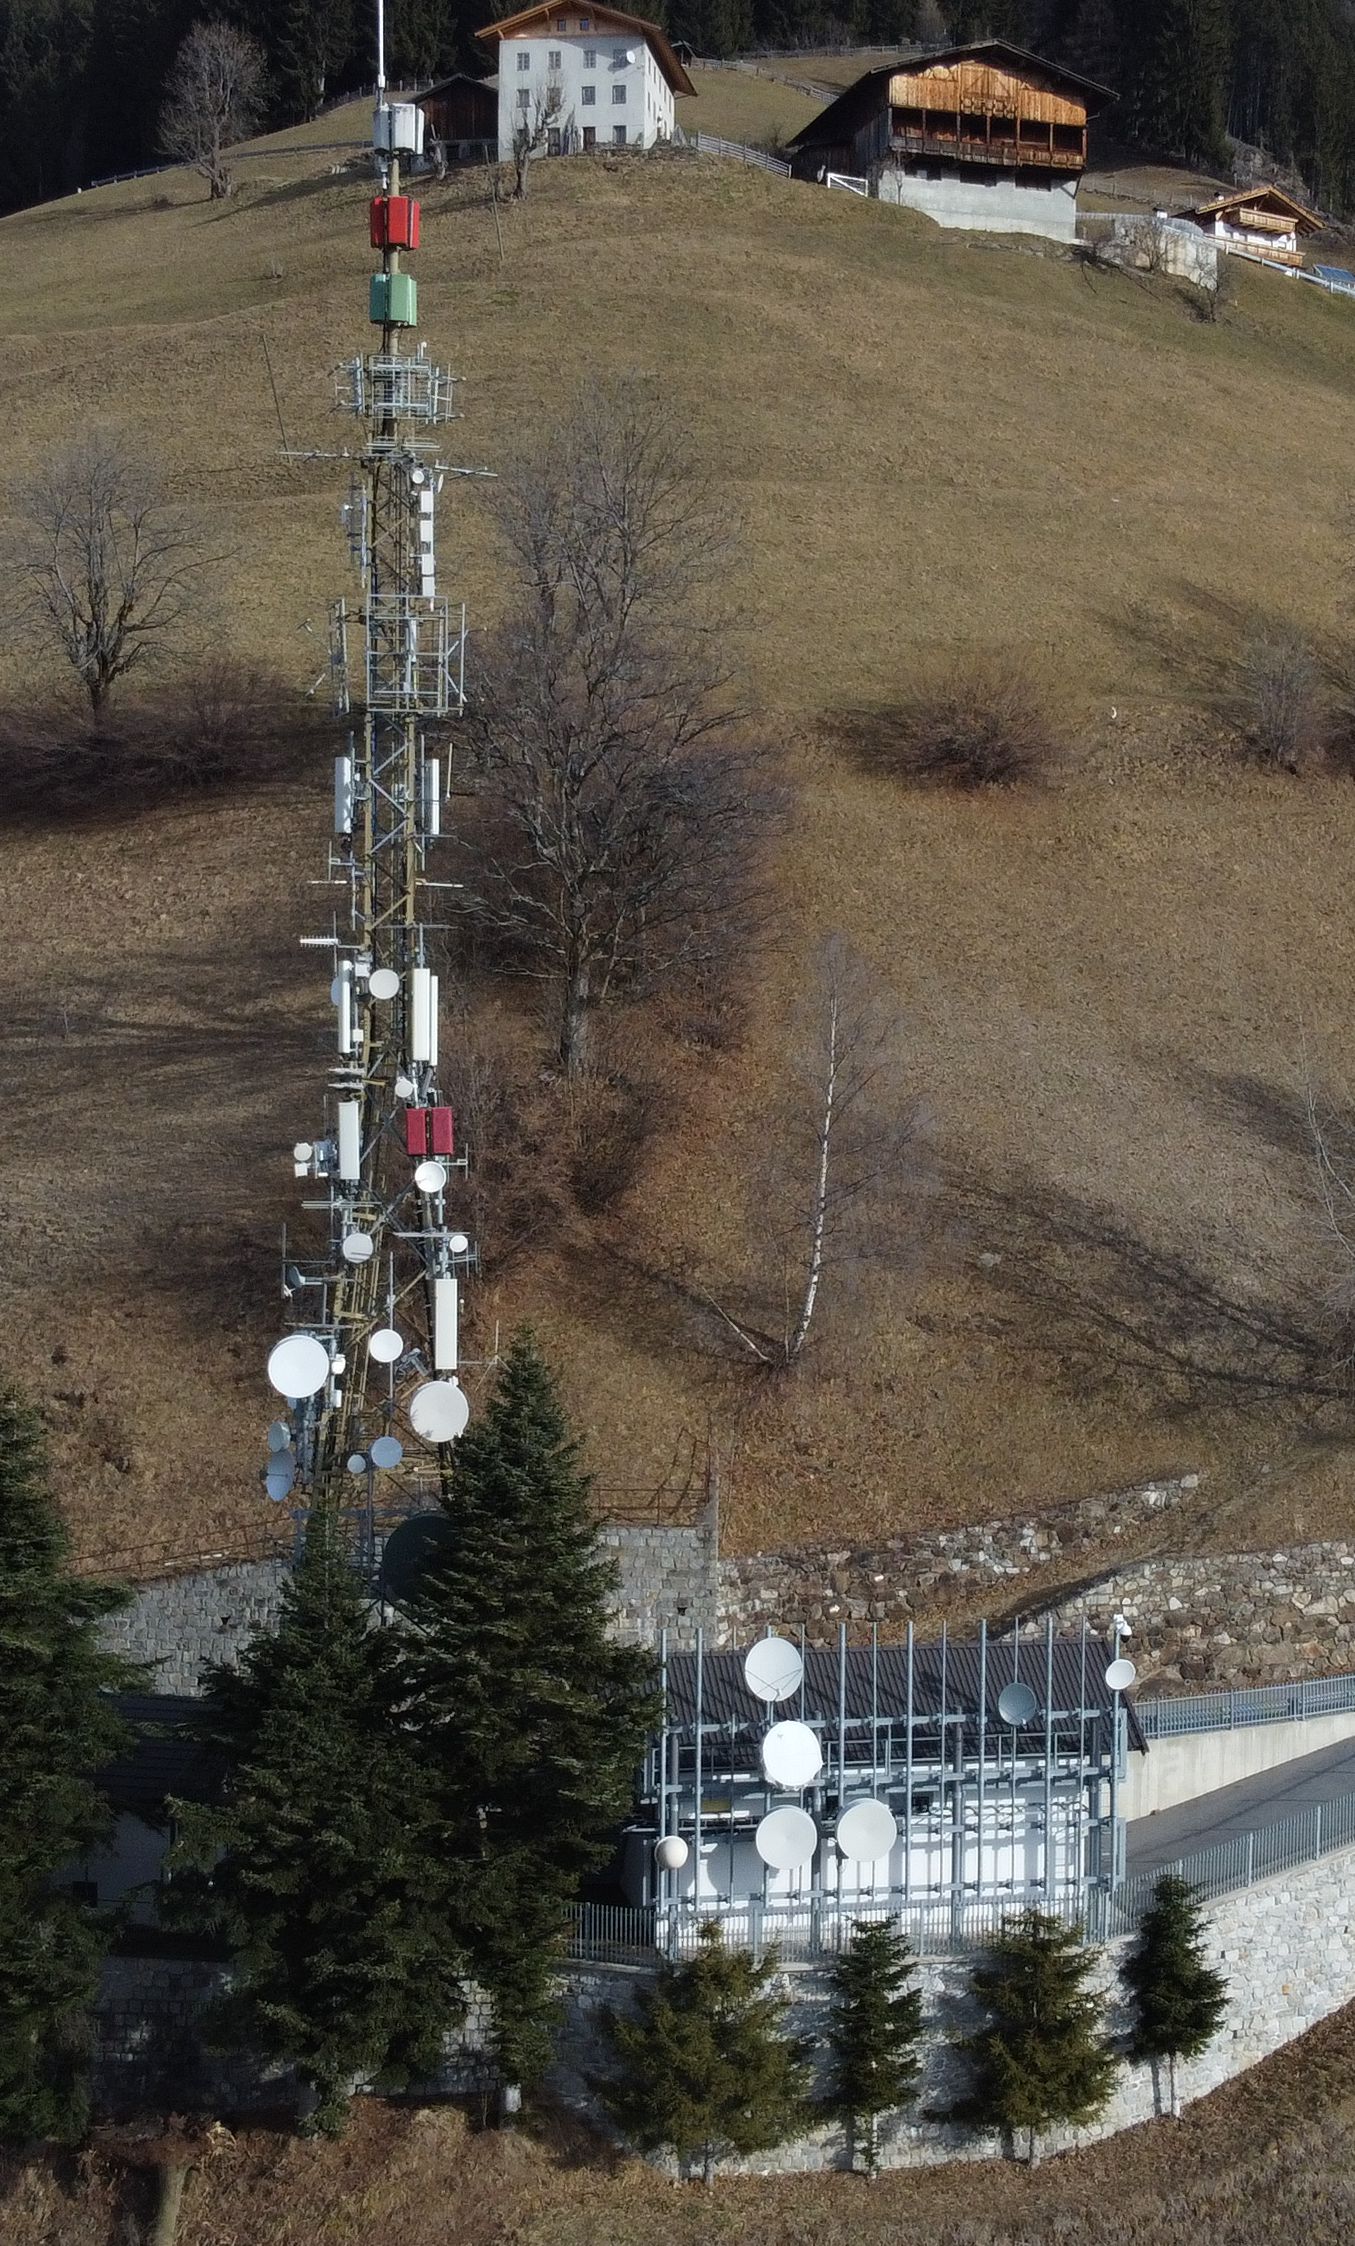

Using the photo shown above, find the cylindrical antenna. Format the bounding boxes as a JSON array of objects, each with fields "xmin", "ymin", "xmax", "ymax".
[{"xmin": 376, "ymin": 0, "xmax": 386, "ymax": 93}]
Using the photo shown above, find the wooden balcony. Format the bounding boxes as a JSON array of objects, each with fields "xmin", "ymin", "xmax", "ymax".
[{"xmin": 888, "ymin": 119, "xmax": 1085, "ymax": 173}]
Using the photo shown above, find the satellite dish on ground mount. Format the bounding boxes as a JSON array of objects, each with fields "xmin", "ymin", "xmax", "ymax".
[
  {"xmin": 409, "ymin": 1378, "xmax": 470, "ymax": 1443},
  {"xmin": 370, "ymin": 1433, "xmax": 404, "ymax": 1470},
  {"xmin": 654, "ymin": 1834, "xmax": 689, "ymax": 1871},
  {"xmin": 368, "ymin": 967, "xmax": 400, "ymax": 1001},
  {"xmin": 267, "ymin": 1333, "xmax": 329, "ymax": 1399},
  {"xmin": 835, "ymin": 1797, "xmax": 898, "ymax": 1862},
  {"xmin": 743, "ymin": 1635, "xmax": 804, "ymax": 1705},
  {"xmin": 761, "ymin": 1720, "xmax": 823, "ymax": 1791},
  {"xmin": 754, "ymin": 1806, "xmax": 818, "ymax": 1871},
  {"xmin": 379, "ymin": 1511, "xmax": 456, "ymax": 1602},
  {"xmin": 1105, "ymin": 1657, "xmax": 1137, "ymax": 1693},
  {"xmin": 997, "ymin": 1681, "xmax": 1038, "ymax": 1727},
  {"xmin": 368, "ymin": 1327, "xmax": 404, "ymax": 1364}
]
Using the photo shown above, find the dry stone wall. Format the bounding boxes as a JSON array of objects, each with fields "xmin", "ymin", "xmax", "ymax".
[{"xmin": 1044, "ymin": 1544, "xmax": 1355, "ymax": 1692}]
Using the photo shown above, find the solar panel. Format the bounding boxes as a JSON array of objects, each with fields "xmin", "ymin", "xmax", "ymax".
[{"xmin": 1314, "ymin": 263, "xmax": 1355, "ymax": 293}]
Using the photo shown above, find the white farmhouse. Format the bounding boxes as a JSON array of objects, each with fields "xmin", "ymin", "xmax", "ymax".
[{"xmin": 476, "ymin": 1, "xmax": 694, "ymax": 159}]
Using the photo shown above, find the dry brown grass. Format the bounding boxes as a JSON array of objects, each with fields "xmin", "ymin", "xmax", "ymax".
[{"xmin": 5, "ymin": 117, "xmax": 1355, "ymax": 1572}]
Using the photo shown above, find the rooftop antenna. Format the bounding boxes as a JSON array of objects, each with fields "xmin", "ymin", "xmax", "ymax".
[{"xmin": 257, "ymin": 0, "xmax": 478, "ymax": 1551}]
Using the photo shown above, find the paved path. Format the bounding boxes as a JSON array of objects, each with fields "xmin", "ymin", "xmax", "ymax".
[{"xmin": 1127, "ymin": 1734, "xmax": 1355, "ymax": 1876}]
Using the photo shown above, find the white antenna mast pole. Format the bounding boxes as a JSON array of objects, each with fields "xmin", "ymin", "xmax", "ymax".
[{"xmin": 376, "ymin": 0, "xmax": 387, "ymax": 94}]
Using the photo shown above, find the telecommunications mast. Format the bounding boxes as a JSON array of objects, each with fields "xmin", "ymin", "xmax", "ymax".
[{"xmin": 261, "ymin": 19, "xmax": 478, "ymax": 1544}]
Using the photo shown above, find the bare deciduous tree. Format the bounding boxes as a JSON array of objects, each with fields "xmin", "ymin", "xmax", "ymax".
[
  {"xmin": 456, "ymin": 383, "xmax": 776, "ymax": 1076},
  {"xmin": 1238, "ymin": 630, "xmax": 1322, "ymax": 772},
  {"xmin": 159, "ymin": 20, "xmax": 267, "ymax": 202},
  {"xmin": 702, "ymin": 938, "xmax": 928, "ymax": 1370},
  {"xmin": 511, "ymin": 77, "xmax": 564, "ymax": 197},
  {"xmin": 11, "ymin": 433, "xmax": 222, "ymax": 712}
]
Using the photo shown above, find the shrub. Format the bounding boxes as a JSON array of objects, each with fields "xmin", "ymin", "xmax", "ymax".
[
  {"xmin": 1236, "ymin": 631, "xmax": 1322, "ymax": 772},
  {"xmin": 845, "ymin": 664, "xmax": 1059, "ymax": 790}
]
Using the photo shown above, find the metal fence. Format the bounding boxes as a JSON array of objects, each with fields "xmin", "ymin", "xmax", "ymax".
[
  {"xmin": 1107, "ymin": 1788, "xmax": 1355, "ymax": 1932},
  {"xmin": 684, "ymin": 129, "xmax": 792, "ymax": 176},
  {"xmin": 1137, "ymin": 1670, "xmax": 1355, "ymax": 1738}
]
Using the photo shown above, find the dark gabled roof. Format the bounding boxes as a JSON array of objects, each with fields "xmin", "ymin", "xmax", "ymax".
[
  {"xmin": 664, "ymin": 1637, "xmax": 1146, "ymax": 1751},
  {"xmin": 418, "ymin": 71, "xmax": 497, "ymax": 99},
  {"xmin": 787, "ymin": 38, "xmax": 1116, "ymax": 155},
  {"xmin": 99, "ymin": 1693, "xmax": 220, "ymax": 1824}
]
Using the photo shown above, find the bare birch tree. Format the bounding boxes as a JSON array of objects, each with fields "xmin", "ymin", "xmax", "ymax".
[
  {"xmin": 11, "ymin": 432, "xmax": 222, "ymax": 712},
  {"xmin": 456, "ymin": 383, "xmax": 775, "ymax": 1076},
  {"xmin": 511, "ymin": 77, "xmax": 565, "ymax": 197},
  {"xmin": 159, "ymin": 20, "xmax": 267, "ymax": 202},
  {"xmin": 703, "ymin": 939, "xmax": 927, "ymax": 1370}
]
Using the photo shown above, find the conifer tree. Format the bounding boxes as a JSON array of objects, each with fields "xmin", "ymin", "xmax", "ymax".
[
  {"xmin": 399, "ymin": 1330, "xmax": 658, "ymax": 2094},
  {"xmin": 1122, "ymin": 1874, "xmax": 1227, "ymax": 2118},
  {"xmin": 602, "ymin": 1923, "xmax": 811, "ymax": 2184},
  {"xmin": 170, "ymin": 1513, "xmax": 463, "ymax": 2136},
  {"xmin": 826, "ymin": 1918, "xmax": 925, "ymax": 2178},
  {"xmin": 964, "ymin": 1910, "xmax": 1118, "ymax": 2164},
  {"xmin": 0, "ymin": 1386, "xmax": 135, "ymax": 2145}
]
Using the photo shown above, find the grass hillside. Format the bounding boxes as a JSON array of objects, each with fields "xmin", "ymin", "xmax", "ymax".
[{"xmin": 5, "ymin": 109, "xmax": 1355, "ymax": 1574}]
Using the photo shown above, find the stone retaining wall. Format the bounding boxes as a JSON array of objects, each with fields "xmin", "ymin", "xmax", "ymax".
[{"xmin": 1043, "ymin": 1544, "xmax": 1355, "ymax": 1692}]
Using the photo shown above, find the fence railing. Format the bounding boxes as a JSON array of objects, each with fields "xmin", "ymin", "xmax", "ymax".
[
  {"xmin": 1137, "ymin": 1670, "xmax": 1355, "ymax": 1738},
  {"xmin": 1109, "ymin": 1787, "xmax": 1355, "ymax": 1931},
  {"xmin": 686, "ymin": 129, "xmax": 791, "ymax": 176},
  {"xmin": 825, "ymin": 171, "xmax": 868, "ymax": 194}
]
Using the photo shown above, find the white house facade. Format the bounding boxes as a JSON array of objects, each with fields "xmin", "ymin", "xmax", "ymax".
[{"xmin": 476, "ymin": 2, "xmax": 694, "ymax": 158}]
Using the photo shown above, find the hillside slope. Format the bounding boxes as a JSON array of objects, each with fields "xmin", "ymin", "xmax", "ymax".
[{"xmin": 4, "ymin": 119, "xmax": 1355, "ymax": 1572}]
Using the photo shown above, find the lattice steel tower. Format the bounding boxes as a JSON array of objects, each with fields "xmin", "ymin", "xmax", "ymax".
[{"xmin": 261, "ymin": 67, "xmax": 477, "ymax": 1536}]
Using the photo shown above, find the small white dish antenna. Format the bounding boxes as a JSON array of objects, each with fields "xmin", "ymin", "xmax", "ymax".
[
  {"xmin": 370, "ymin": 1433, "xmax": 404, "ymax": 1469},
  {"xmin": 368, "ymin": 967, "xmax": 401, "ymax": 1001},
  {"xmin": 448, "ymin": 1231, "xmax": 470, "ymax": 1254},
  {"xmin": 330, "ymin": 974, "xmax": 345, "ymax": 1005},
  {"xmin": 292, "ymin": 1141, "xmax": 313, "ymax": 1163},
  {"xmin": 761, "ymin": 1720, "xmax": 823, "ymax": 1791},
  {"xmin": 264, "ymin": 1455, "xmax": 296, "ymax": 1501},
  {"xmin": 266, "ymin": 1334, "xmax": 329, "ymax": 1399},
  {"xmin": 347, "ymin": 1453, "xmax": 368, "ymax": 1476},
  {"xmin": 368, "ymin": 1327, "xmax": 404, "ymax": 1364},
  {"xmin": 743, "ymin": 1635, "xmax": 804, "ymax": 1704},
  {"xmin": 342, "ymin": 1231, "xmax": 375, "ymax": 1263},
  {"xmin": 835, "ymin": 1798, "xmax": 898, "ymax": 1863},
  {"xmin": 1105, "ymin": 1657, "xmax": 1137, "ymax": 1693},
  {"xmin": 409, "ymin": 1378, "xmax": 470, "ymax": 1443},
  {"xmin": 654, "ymin": 1834, "xmax": 689, "ymax": 1871},
  {"xmin": 414, "ymin": 1159, "xmax": 447, "ymax": 1194},
  {"xmin": 395, "ymin": 1074, "xmax": 417, "ymax": 1099},
  {"xmin": 331, "ymin": 1354, "xmax": 347, "ymax": 1374},
  {"xmin": 997, "ymin": 1681, "xmax": 1038, "ymax": 1727},
  {"xmin": 754, "ymin": 1805, "xmax": 818, "ymax": 1871},
  {"xmin": 267, "ymin": 1420, "xmax": 291, "ymax": 1453}
]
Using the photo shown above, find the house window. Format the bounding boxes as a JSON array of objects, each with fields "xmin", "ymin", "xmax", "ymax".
[
  {"xmin": 517, "ymin": 87, "xmax": 530, "ymax": 108},
  {"xmin": 612, "ymin": 82, "xmax": 626, "ymax": 102},
  {"xmin": 583, "ymin": 46, "xmax": 596, "ymax": 64},
  {"xmin": 547, "ymin": 126, "xmax": 561, "ymax": 154},
  {"xmin": 613, "ymin": 123, "xmax": 626, "ymax": 144},
  {"xmin": 613, "ymin": 44, "xmax": 628, "ymax": 59},
  {"xmin": 582, "ymin": 124, "xmax": 595, "ymax": 146},
  {"xmin": 517, "ymin": 48, "xmax": 531, "ymax": 69},
  {"xmin": 549, "ymin": 47, "xmax": 562, "ymax": 67},
  {"xmin": 582, "ymin": 82, "xmax": 595, "ymax": 103}
]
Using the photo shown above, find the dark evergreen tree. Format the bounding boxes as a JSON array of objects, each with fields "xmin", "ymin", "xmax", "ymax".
[
  {"xmin": 1125, "ymin": 0, "xmax": 1230, "ymax": 166},
  {"xmin": 170, "ymin": 1513, "xmax": 463, "ymax": 2136},
  {"xmin": 825, "ymin": 1918, "xmax": 924, "ymax": 2178},
  {"xmin": 963, "ymin": 1910, "xmax": 1118, "ymax": 2164},
  {"xmin": 0, "ymin": 1386, "xmax": 135, "ymax": 2145},
  {"xmin": 399, "ymin": 1330, "xmax": 659, "ymax": 2092},
  {"xmin": 1122, "ymin": 1874, "xmax": 1227, "ymax": 2118},
  {"xmin": 602, "ymin": 1923, "xmax": 811, "ymax": 2183}
]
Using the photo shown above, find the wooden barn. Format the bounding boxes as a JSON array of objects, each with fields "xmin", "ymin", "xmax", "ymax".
[
  {"xmin": 786, "ymin": 40, "xmax": 1115, "ymax": 243},
  {"xmin": 417, "ymin": 72, "xmax": 498, "ymax": 165},
  {"xmin": 1176, "ymin": 184, "xmax": 1322, "ymax": 267}
]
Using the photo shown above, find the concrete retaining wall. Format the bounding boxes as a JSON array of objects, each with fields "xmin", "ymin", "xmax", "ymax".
[
  {"xmin": 1124, "ymin": 1709, "xmax": 1355, "ymax": 1821},
  {"xmin": 877, "ymin": 162, "xmax": 1080, "ymax": 240}
]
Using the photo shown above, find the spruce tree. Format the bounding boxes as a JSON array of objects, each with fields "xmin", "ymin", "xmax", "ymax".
[
  {"xmin": 826, "ymin": 1919, "xmax": 924, "ymax": 2179},
  {"xmin": 170, "ymin": 1513, "xmax": 463, "ymax": 2135},
  {"xmin": 1122, "ymin": 1874, "xmax": 1227, "ymax": 2118},
  {"xmin": 399, "ymin": 1330, "xmax": 658, "ymax": 2092},
  {"xmin": 964, "ymin": 1910, "xmax": 1118, "ymax": 2164},
  {"xmin": 602, "ymin": 1924, "xmax": 811, "ymax": 2184},
  {"xmin": 0, "ymin": 1386, "xmax": 136, "ymax": 2145}
]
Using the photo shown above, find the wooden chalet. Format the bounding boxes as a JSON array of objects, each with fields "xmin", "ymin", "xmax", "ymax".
[
  {"xmin": 417, "ymin": 72, "xmax": 498, "ymax": 163},
  {"xmin": 1176, "ymin": 184, "xmax": 1322, "ymax": 268},
  {"xmin": 787, "ymin": 40, "xmax": 1115, "ymax": 243}
]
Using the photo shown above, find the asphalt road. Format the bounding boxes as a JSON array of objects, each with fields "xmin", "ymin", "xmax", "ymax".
[{"xmin": 1126, "ymin": 1734, "xmax": 1355, "ymax": 1876}]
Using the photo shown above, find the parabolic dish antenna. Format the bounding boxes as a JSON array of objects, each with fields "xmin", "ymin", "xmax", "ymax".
[
  {"xmin": 267, "ymin": 1420, "xmax": 291, "ymax": 1453},
  {"xmin": 761, "ymin": 1720, "xmax": 823, "ymax": 1791},
  {"xmin": 654, "ymin": 1834, "xmax": 689, "ymax": 1871},
  {"xmin": 264, "ymin": 1456, "xmax": 295, "ymax": 1502},
  {"xmin": 292, "ymin": 1141, "xmax": 313, "ymax": 1163},
  {"xmin": 368, "ymin": 967, "xmax": 401, "ymax": 1001},
  {"xmin": 369, "ymin": 1433, "xmax": 403, "ymax": 1470},
  {"xmin": 835, "ymin": 1797, "xmax": 899, "ymax": 1862},
  {"xmin": 743, "ymin": 1635, "xmax": 804, "ymax": 1705},
  {"xmin": 266, "ymin": 1333, "xmax": 329, "ymax": 1400},
  {"xmin": 448, "ymin": 1232, "xmax": 470, "ymax": 1254},
  {"xmin": 413, "ymin": 1159, "xmax": 447, "ymax": 1194},
  {"xmin": 997, "ymin": 1681, "xmax": 1038, "ymax": 1727},
  {"xmin": 379, "ymin": 1511, "xmax": 456, "ymax": 1603},
  {"xmin": 368, "ymin": 1327, "xmax": 404, "ymax": 1364},
  {"xmin": 1105, "ymin": 1657, "xmax": 1137, "ymax": 1693},
  {"xmin": 342, "ymin": 1231, "xmax": 375, "ymax": 1264},
  {"xmin": 395, "ymin": 1074, "xmax": 417, "ymax": 1100},
  {"xmin": 347, "ymin": 1453, "xmax": 368, "ymax": 1476},
  {"xmin": 409, "ymin": 1378, "xmax": 470, "ymax": 1444},
  {"xmin": 754, "ymin": 1805, "xmax": 818, "ymax": 1872}
]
